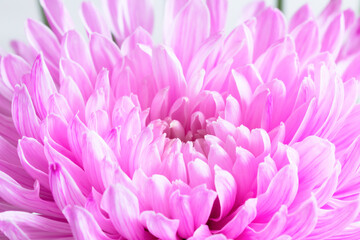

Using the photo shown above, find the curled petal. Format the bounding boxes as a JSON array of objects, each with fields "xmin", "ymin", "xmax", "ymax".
[
  {"xmin": 40, "ymin": 0, "xmax": 74, "ymax": 39},
  {"xmin": 101, "ymin": 184, "xmax": 151, "ymax": 240},
  {"xmin": 63, "ymin": 205, "xmax": 111, "ymax": 240},
  {"xmin": 80, "ymin": 1, "xmax": 111, "ymax": 39},
  {"xmin": 11, "ymin": 85, "xmax": 41, "ymax": 140},
  {"xmin": 0, "ymin": 211, "xmax": 71, "ymax": 240},
  {"xmin": 49, "ymin": 163, "xmax": 86, "ymax": 210},
  {"xmin": 140, "ymin": 211, "xmax": 179, "ymax": 240}
]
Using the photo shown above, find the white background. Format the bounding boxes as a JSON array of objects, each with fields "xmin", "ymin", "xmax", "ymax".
[{"xmin": 0, "ymin": 0, "xmax": 359, "ymax": 53}]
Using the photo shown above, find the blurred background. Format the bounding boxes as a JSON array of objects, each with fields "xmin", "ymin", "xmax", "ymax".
[{"xmin": 0, "ymin": 0, "xmax": 359, "ymax": 53}]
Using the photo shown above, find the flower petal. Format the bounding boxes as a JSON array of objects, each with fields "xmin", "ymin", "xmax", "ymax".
[
  {"xmin": 165, "ymin": 0, "xmax": 210, "ymax": 71},
  {"xmin": 101, "ymin": 184, "xmax": 151, "ymax": 240},
  {"xmin": 11, "ymin": 84, "xmax": 41, "ymax": 140},
  {"xmin": 308, "ymin": 198, "xmax": 360, "ymax": 239},
  {"xmin": 49, "ymin": 162, "xmax": 86, "ymax": 210},
  {"xmin": 25, "ymin": 19, "xmax": 60, "ymax": 80},
  {"xmin": 30, "ymin": 54, "xmax": 57, "ymax": 119},
  {"xmin": 90, "ymin": 33, "xmax": 123, "ymax": 73},
  {"xmin": 140, "ymin": 211, "xmax": 179, "ymax": 240},
  {"xmin": 256, "ymin": 163, "xmax": 298, "ymax": 222},
  {"xmin": 206, "ymin": 0, "xmax": 227, "ymax": 35},
  {"xmin": 152, "ymin": 45, "xmax": 187, "ymax": 104},
  {"xmin": 40, "ymin": 0, "xmax": 74, "ymax": 39},
  {"xmin": 169, "ymin": 190, "xmax": 194, "ymax": 239},
  {"xmin": 63, "ymin": 205, "xmax": 111, "ymax": 240},
  {"xmin": 0, "ymin": 171, "xmax": 61, "ymax": 217},
  {"xmin": 0, "ymin": 211, "xmax": 71, "ymax": 240},
  {"xmin": 80, "ymin": 1, "xmax": 111, "ymax": 39},
  {"xmin": 212, "ymin": 165, "xmax": 237, "ymax": 221},
  {"xmin": 17, "ymin": 137, "xmax": 49, "ymax": 189},
  {"xmin": 0, "ymin": 54, "xmax": 30, "ymax": 89},
  {"xmin": 284, "ymin": 195, "xmax": 318, "ymax": 239}
]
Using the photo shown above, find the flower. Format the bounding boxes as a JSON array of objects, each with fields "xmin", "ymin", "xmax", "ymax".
[{"xmin": 1, "ymin": 0, "xmax": 360, "ymax": 239}]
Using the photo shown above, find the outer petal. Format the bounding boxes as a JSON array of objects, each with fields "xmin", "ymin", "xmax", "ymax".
[
  {"xmin": 253, "ymin": 7, "xmax": 286, "ymax": 60},
  {"xmin": 80, "ymin": 1, "xmax": 111, "ymax": 39},
  {"xmin": 49, "ymin": 162, "xmax": 86, "ymax": 210},
  {"xmin": 242, "ymin": 205, "xmax": 287, "ymax": 239},
  {"xmin": 25, "ymin": 19, "xmax": 60, "ymax": 80},
  {"xmin": 101, "ymin": 184, "xmax": 151, "ymax": 240},
  {"xmin": 62, "ymin": 30, "xmax": 97, "ymax": 82},
  {"xmin": 212, "ymin": 165, "xmax": 237, "ymax": 221},
  {"xmin": 0, "ymin": 211, "xmax": 72, "ymax": 240},
  {"xmin": 82, "ymin": 131, "xmax": 118, "ymax": 192},
  {"xmin": 17, "ymin": 137, "xmax": 49, "ymax": 189},
  {"xmin": 169, "ymin": 190, "xmax": 194, "ymax": 239},
  {"xmin": 190, "ymin": 185, "xmax": 217, "ymax": 229},
  {"xmin": 63, "ymin": 205, "xmax": 111, "ymax": 240},
  {"xmin": 165, "ymin": 0, "xmax": 210, "ymax": 72},
  {"xmin": 293, "ymin": 136, "xmax": 335, "ymax": 192},
  {"xmin": 206, "ymin": 0, "xmax": 227, "ymax": 35},
  {"xmin": 152, "ymin": 45, "xmax": 187, "ymax": 104},
  {"xmin": 0, "ymin": 54, "xmax": 30, "ymax": 89},
  {"xmin": 90, "ymin": 33, "xmax": 123, "ymax": 73},
  {"xmin": 284, "ymin": 195, "xmax": 318, "ymax": 239},
  {"xmin": 140, "ymin": 211, "xmax": 179, "ymax": 240},
  {"xmin": 255, "ymin": 163, "xmax": 298, "ymax": 222},
  {"xmin": 0, "ymin": 171, "xmax": 61, "ymax": 217},
  {"xmin": 308, "ymin": 198, "xmax": 360, "ymax": 239},
  {"xmin": 321, "ymin": 13, "xmax": 345, "ymax": 57},
  {"xmin": 59, "ymin": 58, "xmax": 93, "ymax": 100},
  {"xmin": 30, "ymin": 54, "xmax": 57, "ymax": 119},
  {"xmin": 104, "ymin": 0, "xmax": 154, "ymax": 43},
  {"xmin": 211, "ymin": 198, "xmax": 257, "ymax": 239},
  {"xmin": 40, "ymin": 0, "xmax": 74, "ymax": 39},
  {"xmin": 11, "ymin": 85, "xmax": 41, "ymax": 140}
]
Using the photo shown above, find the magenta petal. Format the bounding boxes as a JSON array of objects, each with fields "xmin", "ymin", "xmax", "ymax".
[
  {"xmin": 242, "ymin": 205, "xmax": 287, "ymax": 239},
  {"xmin": 169, "ymin": 190, "xmax": 194, "ymax": 239},
  {"xmin": 17, "ymin": 137, "xmax": 49, "ymax": 189},
  {"xmin": 101, "ymin": 184, "xmax": 151, "ymax": 240},
  {"xmin": 213, "ymin": 165, "xmax": 237, "ymax": 221},
  {"xmin": 190, "ymin": 185, "xmax": 217, "ymax": 229},
  {"xmin": 82, "ymin": 131, "xmax": 118, "ymax": 192},
  {"xmin": 49, "ymin": 162, "xmax": 86, "ymax": 210},
  {"xmin": 212, "ymin": 198, "xmax": 257, "ymax": 239},
  {"xmin": 40, "ymin": 0, "xmax": 74, "ymax": 40},
  {"xmin": 80, "ymin": 1, "xmax": 111, "ymax": 39},
  {"xmin": 206, "ymin": 0, "xmax": 227, "ymax": 35},
  {"xmin": 11, "ymin": 84, "xmax": 41, "ymax": 140},
  {"xmin": 256, "ymin": 163, "xmax": 298, "ymax": 222},
  {"xmin": 293, "ymin": 136, "xmax": 335, "ymax": 192},
  {"xmin": 0, "ymin": 171, "xmax": 61, "ymax": 217},
  {"xmin": 63, "ymin": 205, "xmax": 111, "ymax": 240},
  {"xmin": 165, "ymin": 0, "xmax": 210, "ymax": 71},
  {"xmin": 47, "ymin": 93, "xmax": 73, "ymax": 123},
  {"xmin": 90, "ymin": 33, "xmax": 123, "ymax": 73},
  {"xmin": 188, "ymin": 158, "xmax": 213, "ymax": 189},
  {"xmin": 62, "ymin": 30, "xmax": 97, "ymax": 82},
  {"xmin": 321, "ymin": 13, "xmax": 345, "ymax": 57},
  {"xmin": 284, "ymin": 195, "xmax": 318, "ymax": 239},
  {"xmin": 253, "ymin": 7, "xmax": 286, "ymax": 60},
  {"xmin": 308, "ymin": 198, "xmax": 360, "ymax": 239},
  {"xmin": 152, "ymin": 45, "xmax": 187, "ymax": 103},
  {"xmin": 25, "ymin": 19, "xmax": 60, "ymax": 80},
  {"xmin": 0, "ymin": 54, "xmax": 30, "ymax": 89},
  {"xmin": 60, "ymin": 58, "xmax": 93, "ymax": 100},
  {"xmin": 140, "ymin": 211, "xmax": 179, "ymax": 240},
  {"xmin": 30, "ymin": 54, "xmax": 57, "ymax": 119},
  {"xmin": 0, "ymin": 211, "xmax": 71, "ymax": 239}
]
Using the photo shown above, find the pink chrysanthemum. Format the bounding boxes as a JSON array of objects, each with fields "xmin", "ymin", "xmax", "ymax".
[{"xmin": 1, "ymin": 0, "xmax": 360, "ymax": 239}]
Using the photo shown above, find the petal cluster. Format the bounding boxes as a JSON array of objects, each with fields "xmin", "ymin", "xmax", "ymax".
[{"xmin": 1, "ymin": 0, "xmax": 360, "ymax": 239}]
